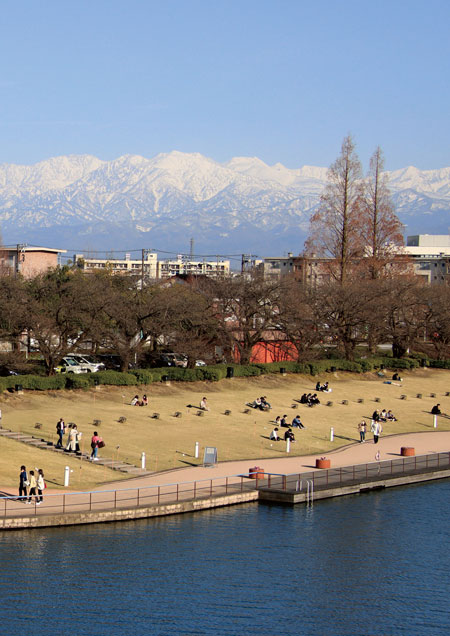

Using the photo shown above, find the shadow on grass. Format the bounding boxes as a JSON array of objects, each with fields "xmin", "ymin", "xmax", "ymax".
[
  {"xmin": 333, "ymin": 434, "xmax": 358, "ymax": 443},
  {"xmin": 177, "ymin": 459, "xmax": 200, "ymax": 467}
]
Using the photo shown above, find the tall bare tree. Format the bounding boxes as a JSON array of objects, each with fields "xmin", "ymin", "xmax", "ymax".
[
  {"xmin": 360, "ymin": 147, "xmax": 404, "ymax": 278},
  {"xmin": 305, "ymin": 135, "xmax": 363, "ymax": 283}
]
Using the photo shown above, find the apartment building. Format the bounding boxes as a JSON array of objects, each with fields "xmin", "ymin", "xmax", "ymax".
[
  {"xmin": 74, "ymin": 252, "xmax": 230, "ymax": 279},
  {"xmin": 0, "ymin": 245, "xmax": 66, "ymax": 278},
  {"xmin": 74, "ymin": 252, "xmax": 158, "ymax": 278},
  {"xmin": 158, "ymin": 257, "xmax": 230, "ymax": 279}
]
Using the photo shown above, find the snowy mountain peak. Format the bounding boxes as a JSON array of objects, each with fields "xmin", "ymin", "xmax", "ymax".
[{"xmin": 0, "ymin": 151, "xmax": 448, "ymax": 255}]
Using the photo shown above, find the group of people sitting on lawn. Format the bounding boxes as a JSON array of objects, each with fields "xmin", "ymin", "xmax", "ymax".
[
  {"xmin": 248, "ymin": 396, "xmax": 271, "ymax": 411},
  {"xmin": 315, "ymin": 381, "xmax": 331, "ymax": 392},
  {"xmin": 131, "ymin": 394, "xmax": 148, "ymax": 406},
  {"xmin": 274, "ymin": 414, "xmax": 306, "ymax": 429},
  {"xmin": 270, "ymin": 427, "xmax": 296, "ymax": 442},
  {"xmin": 372, "ymin": 408, "xmax": 397, "ymax": 422},
  {"xmin": 300, "ymin": 393, "xmax": 320, "ymax": 407}
]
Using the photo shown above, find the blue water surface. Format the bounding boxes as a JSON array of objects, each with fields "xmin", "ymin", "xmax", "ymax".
[{"xmin": 0, "ymin": 479, "xmax": 449, "ymax": 636}]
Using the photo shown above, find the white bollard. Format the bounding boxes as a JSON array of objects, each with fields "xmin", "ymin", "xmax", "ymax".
[
  {"xmin": 330, "ymin": 427, "xmax": 334, "ymax": 442},
  {"xmin": 195, "ymin": 441, "xmax": 199, "ymax": 459},
  {"xmin": 286, "ymin": 438, "xmax": 290, "ymax": 453},
  {"xmin": 64, "ymin": 465, "xmax": 70, "ymax": 487},
  {"xmin": 141, "ymin": 452, "xmax": 146, "ymax": 470},
  {"xmin": 433, "ymin": 414, "xmax": 438, "ymax": 429}
]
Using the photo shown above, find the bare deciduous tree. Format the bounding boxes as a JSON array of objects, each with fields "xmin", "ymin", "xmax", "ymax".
[
  {"xmin": 359, "ymin": 147, "xmax": 405, "ymax": 279},
  {"xmin": 305, "ymin": 135, "xmax": 364, "ymax": 283}
]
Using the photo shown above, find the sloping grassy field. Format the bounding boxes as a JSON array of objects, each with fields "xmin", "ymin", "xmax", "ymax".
[{"xmin": 0, "ymin": 368, "xmax": 449, "ymax": 489}]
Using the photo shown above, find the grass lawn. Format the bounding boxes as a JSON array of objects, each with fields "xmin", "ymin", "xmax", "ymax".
[{"xmin": 0, "ymin": 367, "xmax": 449, "ymax": 489}]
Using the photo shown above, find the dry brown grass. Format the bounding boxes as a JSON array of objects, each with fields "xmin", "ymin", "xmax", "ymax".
[{"xmin": 0, "ymin": 367, "xmax": 449, "ymax": 489}]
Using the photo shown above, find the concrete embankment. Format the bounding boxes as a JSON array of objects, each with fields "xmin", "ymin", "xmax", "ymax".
[{"xmin": 0, "ymin": 490, "xmax": 259, "ymax": 531}]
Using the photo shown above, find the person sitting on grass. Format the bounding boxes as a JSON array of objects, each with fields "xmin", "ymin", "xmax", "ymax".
[
  {"xmin": 269, "ymin": 427, "xmax": 280, "ymax": 441},
  {"xmin": 392, "ymin": 372, "xmax": 402, "ymax": 382},
  {"xmin": 386, "ymin": 410, "xmax": 397, "ymax": 421},
  {"xmin": 300, "ymin": 393, "xmax": 309, "ymax": 404},
  {"xmin": 200, "ymin": 397, "xmax": 210, "ymax": 411},
  {"xmin": 260, "ymin": 396, "xmax": 271, "ymax": 410},
  {"xmin": 292, "ymin": 414, "xmax": 305, "ymax": 429},
  {"xmin": 141, "ymin": 394, "xmax": 148, "ymax": 406},
  {"xmin": 380, "ymin": 409, "xmax": 388, "ymax": 421},
  {"xmin": 431, "ymin": 403, "xmax": 441, "ymax": 415},
  {"xmin": 280, "ymin": 414, "xmax": 288, "ymax": 427},
  {"xmin": 250, "ymin": 397, "xmax": 262, "ymax": 409},
  {"xmin": 131, "ymin": 395, "xmax": 139, "ymax": 406},
  {"xmin": 284, "ymin": 428, "xmax": 296, "ymax": 442}
]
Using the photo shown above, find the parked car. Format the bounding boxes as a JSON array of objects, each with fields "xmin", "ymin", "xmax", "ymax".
[
  {"xmin": 54, "ymin": 357, "xmax": 89, "ymax": 374},
  {"xmin": 68, "ymin": 354, "xmax": 105, "ymax": 372}
]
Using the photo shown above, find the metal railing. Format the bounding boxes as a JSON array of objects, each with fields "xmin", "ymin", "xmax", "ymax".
[
  {"xmin": 0, "ymin": 472, "xmax": 261, "ymax": 519},
  {"xmin": 262, "ymin": 451, "xmax": 450, "ymax": 493},
  {"xmin": 2, "ymin": 452, "xmax": 449, "ymax": 519}
]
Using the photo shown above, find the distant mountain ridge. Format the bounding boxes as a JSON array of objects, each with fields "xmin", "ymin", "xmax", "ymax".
[{"xmin": 0, "ymin": 151, "xmax": 449, "ymax": 256}]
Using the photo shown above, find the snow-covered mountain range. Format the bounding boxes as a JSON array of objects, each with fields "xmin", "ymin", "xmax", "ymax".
[{"xmin": 0, "ymin": 151, "xmax": 449, "ymax": 256}]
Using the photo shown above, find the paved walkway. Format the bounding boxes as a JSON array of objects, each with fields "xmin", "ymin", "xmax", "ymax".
[
  {"xmin": 1, "ymin": 431, "xmax": 449, "ymax": 519},
  {"xmin": 77, "ymin": 429, "xmax": 450, "ymax": 490}
]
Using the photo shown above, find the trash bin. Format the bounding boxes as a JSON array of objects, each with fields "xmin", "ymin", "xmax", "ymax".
[
  {"xmin": 280, "ymin": 367, "xmax": 286, "ymax": 375},
  {"xmin": 248, "ymin": 466, "xmax": 264, "ymax": 479},
  {"xmin": 15, "ymin": 384, "xmax": 23, "ymax": 393},
  {"xmin": 226, "ymin": 366, "xmax": 234, "ymax": 378},
  {"xmin": 330, "ymin": 366, "xmax": 336, "ymax": 372}
]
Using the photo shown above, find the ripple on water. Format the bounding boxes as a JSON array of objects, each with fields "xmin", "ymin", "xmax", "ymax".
[{"xmin": 0, "ymin": 482, "xmax": 449, "ymax": 635}]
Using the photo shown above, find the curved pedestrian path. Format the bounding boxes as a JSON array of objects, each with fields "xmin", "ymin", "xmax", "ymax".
[{"xmin": 1, "ymin": 430, "xmax": 450, "ymax": 524}]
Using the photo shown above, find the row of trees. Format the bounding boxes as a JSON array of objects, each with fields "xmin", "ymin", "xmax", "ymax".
[{"xmin": 0, "ymin": 266, "xmax": 449, "ymax": 375}]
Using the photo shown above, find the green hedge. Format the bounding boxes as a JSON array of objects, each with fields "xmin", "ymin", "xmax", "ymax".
[
  {"xmin": 0, "ymin": 374, "xmax": 67, "ymax": 391},
  {"xmin": 1, "ymin": 354, "xmax": 448, "ymax": 394},
  {"xmin": 65, "ymin": 375, "xmax": 91, "ymax": 390},
  {"xmin": 92, "ymin": 370, "xmax": 137, "ymax": 385},
  {"xmin": 380, "ymin": 357, "xmax": 420, "ymax": 370},
  {"xmin": 130, "ymin": 369, "xmax": 154, "ymax": 384},
  {"xmin": 429, "ymin": 360, "xmax": 450, "ymax": 369}
]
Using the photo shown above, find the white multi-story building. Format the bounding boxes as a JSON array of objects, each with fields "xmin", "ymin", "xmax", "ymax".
[
  {"xmin": 158, "ymin": 257, "xmax": 230, "ymax": 279},
  {"xmin": 74, "ymin": 252, "xmax": 158, "ymax": 278},
  {"xmin": 401, "ymin": 235, "xmax": 450, "ymax": 284},
  {"xmin": 74, "ymin": 252, "xmax": 230, "ymax": 279}
]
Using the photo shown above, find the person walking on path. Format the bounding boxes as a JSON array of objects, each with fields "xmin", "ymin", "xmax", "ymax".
[
  {"xmin": 66, "ymin": 424, "xmax": 77, "ymax": 452},
  {"xmin": 358, "ymin": 420, "xmax": 366, "ymax": 443},
  {"xmin": 372, "ymin": 420, "xmax": 383, "ymax": 444},
  {"xmin": 19, "ymin": 465, "xmax": 28, "ymax": 501},
  {"xmin": 27, "ymin": 470, "xmax": 38, "ymax": 504},
  {"xmin": 36, "ymin": 469, "xmax": 45, "ymax": 504},
  {"xmin": 55, "ymin": 418, "xmax": 65, "ymax": 448},
  {"xmin": 90, "ymin": 431, "xmax": 101, "ymax": 461}
]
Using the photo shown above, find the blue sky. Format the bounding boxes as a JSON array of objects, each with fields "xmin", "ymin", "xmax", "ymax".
[{"xmin": 0, "ymin": 0, "xmax": 449, "ymax": 170}]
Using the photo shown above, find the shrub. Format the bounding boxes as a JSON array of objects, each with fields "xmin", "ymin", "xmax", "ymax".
[
  {"xmin": 380, "ymin": 357, "xmax": 420, "ymax": 370},
  {"xmin": 428, "ymin": 360, "xmax": 450, "ymax": 369},
  {"xmin": 65, "ymin": 375, "xmax": 91, "ymax": 390},
  {"xmin": 230, "ymin": 365, "xmax": 263, "ymax": 378},
  {"xmin": 130, "ymin": 369, "xmax": 154, "ymax": 385},
  {"xmin": 93, "ymin": 370, "xmax": 137, "ymax": 385}
]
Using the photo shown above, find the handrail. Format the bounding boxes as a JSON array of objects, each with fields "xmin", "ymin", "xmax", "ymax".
[{"xmin": 1, "ymin": 451, "xmax": 449, "ymax": 517}]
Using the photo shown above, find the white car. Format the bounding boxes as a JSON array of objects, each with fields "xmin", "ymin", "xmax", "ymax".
[
  {"xmin": 68, "ymin": 354, "xmax": 105, "ymax": 373},
  {"xmin": 55, "ymin": 357, "xmax": 89, "ymax": 374}
]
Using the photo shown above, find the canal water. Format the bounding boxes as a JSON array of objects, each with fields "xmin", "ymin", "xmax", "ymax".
[{"xmin": 0, "ymin": 480, "xmax": 449, "ymax": 636}]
